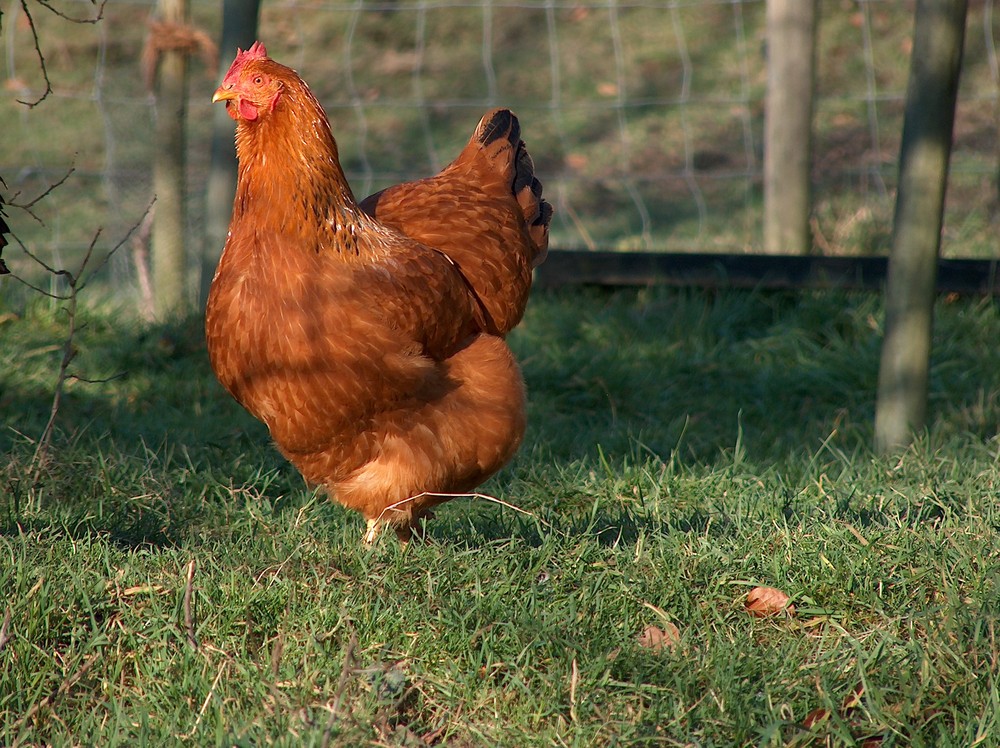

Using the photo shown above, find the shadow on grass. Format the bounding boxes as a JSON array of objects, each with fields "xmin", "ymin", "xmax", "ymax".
[{"xmin": 4, "ymin": 286, "xmax": 1000, "ymax": 546}]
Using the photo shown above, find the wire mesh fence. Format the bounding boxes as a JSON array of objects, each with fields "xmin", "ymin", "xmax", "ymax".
[{"xmin": 2, "ymin": 0, "xmax": 999, "ymax": 295}]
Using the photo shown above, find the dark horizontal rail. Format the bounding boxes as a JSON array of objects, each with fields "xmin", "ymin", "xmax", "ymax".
[{"xmin": 535, "ymin": 250, "xmax": 1000, "ymax": 295}]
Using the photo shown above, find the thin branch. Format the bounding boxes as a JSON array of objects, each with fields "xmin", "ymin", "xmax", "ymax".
[
  {"xmin": 76, "ymin": 199, "xmax": 155, "ymax": 292},
  {"xmin": 16, "ymin": 0, "xmax": 51, "ymax": 108},
  {"xmin": 67, "ymin": 371, "xmax": 127, "ymax": 385},
  {"xmin": 34, "ymin": 0, "xmax": 106, "ymax": 24},
  {"xmin": 5, "ymin": 189, "xmax": 150, "ymax": 302},
  {"xmin": 28, "ymin": 232, "xmax": 100, "ymax": 470},
  {"xmin": 14, "ymin": 0, "xmax": 107, "ymax": 108},
  {"xmin": 5, "ymin": 275, "xmax": 72, "ymax": 300},
  {"xmin": 29, "ymin": 268, "xmax": 82, "ymax": 473},
  {"xmin": 10, "ymin": 167, "xmax": 76, "ymax": 217},
  {"xmin": 16, "ymin": 201, "xmax": 151, "ymax": 479}
]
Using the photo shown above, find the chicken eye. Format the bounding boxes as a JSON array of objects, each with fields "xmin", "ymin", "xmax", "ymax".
[{"xmin": 254, "ymin": 76, "xmax": 263, "ymax": 85}]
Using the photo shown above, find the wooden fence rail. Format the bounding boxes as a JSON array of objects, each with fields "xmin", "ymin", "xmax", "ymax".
[{"xmin": 535, "ymin": 251, "xmax": 1000, "ymax": 295}]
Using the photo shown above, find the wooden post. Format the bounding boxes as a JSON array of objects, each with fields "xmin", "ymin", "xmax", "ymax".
[
  {"xmin": 874, "ymin": 0, "xmax": 968, "ymax": 454},
  {"xmin": 763, "ymin": 0, "xmax": 817, "ymax": 255},
  {"xmin": 152, "ymin": 0, "xmax": 190, "ymax": 318},
  {"xmin": 201, "ymin": 0, "xmax": 261, "ymax": 307}
]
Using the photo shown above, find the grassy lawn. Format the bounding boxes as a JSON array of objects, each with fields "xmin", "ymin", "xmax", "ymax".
[{"xmin": 2, "ymin": 285, "xmax": 1000, "ymax": 745}]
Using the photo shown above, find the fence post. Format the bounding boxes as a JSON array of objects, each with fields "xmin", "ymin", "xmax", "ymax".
[
  {"xmin": 201, "ymin": 0, "xmax": 261, "ymax": 308},
  {"xmin": 152, "ymin": 0, "xmax": 190, "ymax": 318},
  {"xmin": 874, "ymin": 0, "xmax": 968, "ymax": 454},
  {"xmin": 763, "ymin": 0, "xmax": 817, "ymax": 255}
]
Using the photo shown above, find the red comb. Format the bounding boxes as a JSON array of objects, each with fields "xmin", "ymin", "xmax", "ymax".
[{"xmin": 221, "ymin": 41, "xmax": 268, "ymax": 86}]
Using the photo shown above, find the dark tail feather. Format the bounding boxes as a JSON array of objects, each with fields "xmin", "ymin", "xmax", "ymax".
[
  {"xmin": 513, "ymin": 141, "xmax": 551, "ymax": 268},
  {"xmin": 475, "ymin": 108, "xmax": 520, "ymax": 150},
  {"xmin": 473, "ymin": 108, "xmax": 552, "ymax": 268}
]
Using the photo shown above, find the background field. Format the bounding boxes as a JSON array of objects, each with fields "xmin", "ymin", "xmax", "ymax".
[{"xmin": 3, "ymin": 0, "xmax": 1000, "ymax": 297}]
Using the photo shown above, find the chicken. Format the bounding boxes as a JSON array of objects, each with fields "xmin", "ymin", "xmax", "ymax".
[{"xmin": 206, "ymin": 42, "xmax": 551, "ymax": 543}]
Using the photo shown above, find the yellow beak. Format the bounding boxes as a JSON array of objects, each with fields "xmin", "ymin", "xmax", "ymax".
[{"xmin": 212, "ymin": 87, "xmax": 236, "ymax": 104}]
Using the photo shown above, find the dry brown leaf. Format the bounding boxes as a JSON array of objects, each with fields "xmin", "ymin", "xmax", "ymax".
[
  {"xmin": 745, "ymin": 586, "xmax": 795, "ymax": 617},
  {"xmin": 841, "ymin": 681, "xmax": 865, "ymax": 712},
  {"xmin": 637, "ymin": 622, "xmax": 680, "ymax": 653},
  {"xmin": 802, "ymin": 707, "xmax": 830, "ymax": 729}
]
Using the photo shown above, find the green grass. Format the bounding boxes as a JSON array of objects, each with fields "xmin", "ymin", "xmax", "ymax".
[{"xmin": 3, "ymin": 285, "xmax": 1000, "ymax": 745}]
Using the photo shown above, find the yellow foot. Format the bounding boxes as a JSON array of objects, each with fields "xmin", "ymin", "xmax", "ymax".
[
  {"xmin": 363, "ymin": 519, "xmax": 383, "ymax": 545},
  {"xmin": 364, "ymin": 518, "xmax": 411, "ymax": 546}
]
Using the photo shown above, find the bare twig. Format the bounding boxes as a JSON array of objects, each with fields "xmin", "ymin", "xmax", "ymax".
[
  {"xmin": 16, "ymin": 0, "xmax": 51, "ymax": 108},
  {"xmin": 183, "ymin": 559, "xmax": 198, "ymax": 650},
  {"xmin": 9, "ymin": 167, "xmax": 76, "ymax": 220},
  {"xmin": 68, "ymin": 372, "xmax": 127, "ymax": 385},
  {"xmin": 11, "ymin": 203, "xmax": 152, "ymax": 477},
  {"xmin": 27, "ymin": 230, "xmax": 103, "ymax": 472},
  {"xmin": 14, "ymin": 0, "xmax": 106, "ymax": 108},
  {"xmin": 34, "ymin": 0, "xmax": 106, "ymax": 24}
]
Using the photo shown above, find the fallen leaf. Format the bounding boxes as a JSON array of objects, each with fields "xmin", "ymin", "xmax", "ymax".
[
  {"xmin": 841, "ymin": 681, "xmax": 864, "ymax": 712},
  {"xmin": 745, "ymin": 586, "xmax": 795, "ymax": 617},
  {"xmin": 803, "ymin": 707, "xmax": 830, "ymax": 728},
  {"xmin": 637, "ymin": 622, "xmax": 680, "ymax": 653}
]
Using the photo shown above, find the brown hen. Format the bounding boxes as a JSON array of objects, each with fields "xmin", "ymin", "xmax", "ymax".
[{"xmin": 206, "ymin": 42, "xmax": 551, "ymax": 543}]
